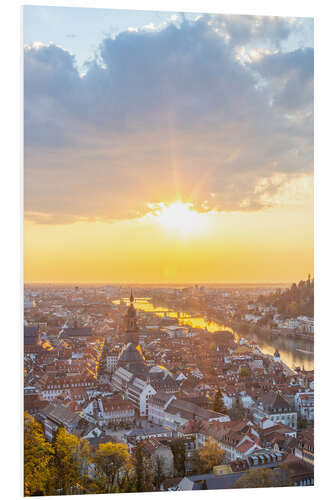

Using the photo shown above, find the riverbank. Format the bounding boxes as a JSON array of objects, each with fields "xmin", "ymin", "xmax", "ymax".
[
  {"xmin": 211, "ymin": 317, "xmax": 314, "ymax": 371},
  {"xmin": 261, "ymin": 352, "xmax": 296, "ymax": 375},
  {"xmin": 115, "ymin": 297, "xmax": 314, "ymax": 371}
]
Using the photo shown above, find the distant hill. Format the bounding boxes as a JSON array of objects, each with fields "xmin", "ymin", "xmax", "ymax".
[{"xmin": 261, "ymin": 276, "xmax": 314, "ymax": 319}]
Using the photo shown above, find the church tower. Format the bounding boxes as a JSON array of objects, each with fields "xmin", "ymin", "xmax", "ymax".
[{"xmin": 126, "ymin": 289, "xmax": 138, "ymax": 342}]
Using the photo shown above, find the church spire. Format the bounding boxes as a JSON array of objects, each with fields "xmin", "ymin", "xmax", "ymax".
[{"xmin": 126, "ymin": 289, "xmax": 138, "ymax": 337}]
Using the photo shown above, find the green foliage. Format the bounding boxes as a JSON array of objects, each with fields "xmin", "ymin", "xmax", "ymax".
[
  {"xmin": 153, "ymin": 454, "xmax": 166, "ymax": 490},
  {"xmin": 234, "ymin": 466, "xmax": 293, "ymax": 489},
  {"xmin": 134, "ymin": 443, "xmax": 144, "ymax": 492},
  {"xmin": 133, "ymin": 443, "xmax": 154, "ymax": 492},
  {"xmin": 234, "ymin": 468, "xmax": 275, "ymax": 488},
  {"xmin": 192, "ymin": 437, "xmax": 224, "ymax": 474},
  {"xmin": 260, "ymin": 277, "xmax": 314, "ymax": 319},
  {"xmin": 239, "ymin": 367, "xmax": 250, "ymax": 377},
  {"xmin": 91, "ymin": 442, "xmax": 132, "ymax": 493},
  {"xmin": 24, "ymin": 413, "xmax": 137, "ymax": 496},
  {"xmin": 170, "ymin": 438, "xmax": 186, "ymax": 477},
  {"xmin": 54, "ymin": 427, "xmax": 90, "ymax": 495},
  {"xmin": 24, "ymin": 412, "xmax": 56, "ymax": 496}
]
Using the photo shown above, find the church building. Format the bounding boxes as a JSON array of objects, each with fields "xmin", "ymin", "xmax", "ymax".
[{"xmin": 111, "ymin": 291, "xmax": 179, "ymax": 416}]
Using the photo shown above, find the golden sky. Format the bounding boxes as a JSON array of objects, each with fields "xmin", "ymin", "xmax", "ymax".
[
  {"xmin": 25, "ymin": 196, "xmax": 313, "ymax": 284},
  {"xmin": 24, "ymin": 11, "xmax": 313, "ymax": 283}
]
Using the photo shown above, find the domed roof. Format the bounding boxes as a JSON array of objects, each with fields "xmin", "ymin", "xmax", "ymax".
[{"xmin": 119, "ymin": 342, "xmax": 145, "ymax": 363}]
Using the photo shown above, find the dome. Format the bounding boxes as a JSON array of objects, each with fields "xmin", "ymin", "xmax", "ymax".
[{"xmin": 118, "ymin": 342, "xmax": 145, "ymax": 363}]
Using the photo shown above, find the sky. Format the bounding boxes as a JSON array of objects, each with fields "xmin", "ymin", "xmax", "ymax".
[{"xmin": 24, "ymin": 6, "xmax": 314, "ymax": 284}]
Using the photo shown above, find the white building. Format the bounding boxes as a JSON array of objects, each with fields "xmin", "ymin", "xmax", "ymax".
[
  {"xmin": 244, "ymin": 314, "xmax": 261, "ymax": 323},
  {"xmin": 221, "ymin": 391, "xmax": 234, "ymax": 410},
  {"xmin": 148, "ymin": 392, "xmax": 177, "ymax": 425},
  {"xmin": 297, "ymin": 316, "xmax": 314, "ymax": 333},
  {"xmin": 97, "ymin": 396, "xmax": 135, "ymax": 425},
  {"xmin": 39, "ymin": 375, "xmax": 95, "ymax": 401},
  {"xmin": 112, "ymin": 365, "xmax": 156, "ymax": 416},
  {"xmin": 106, "ymin": 350, "xmax": 119, "ymax": 373},
  {"xmin": 253, "ymin": 392, "xmax": 297, "ymax": 430},
  {"xmin": 295, "ymin": 392, "xmax": 314, "ymax": 421}
]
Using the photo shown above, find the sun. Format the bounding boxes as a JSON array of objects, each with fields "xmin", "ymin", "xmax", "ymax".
[{"xmin": 154, "ymin": 201, "xmax": 209, "ymax": 236}]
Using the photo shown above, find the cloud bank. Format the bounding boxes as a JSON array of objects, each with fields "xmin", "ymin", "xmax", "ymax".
[{"xmin": 24, "ymin": 14, "xmax": 313, "ymax": 224}]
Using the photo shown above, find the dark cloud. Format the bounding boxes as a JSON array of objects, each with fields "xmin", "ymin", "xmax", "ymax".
[
  {"xmin": 252, "ymin": 48, "xmax": 314, "ymax": 111},
  {"xmin": 24, "ymin": 15, "xmax": 313, "ymax": 224}
]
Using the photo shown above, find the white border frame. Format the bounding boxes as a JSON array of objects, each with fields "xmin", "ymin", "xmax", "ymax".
[{"xmin": 1, "ymin": 1, "xmax": 332, "ymax": 499}]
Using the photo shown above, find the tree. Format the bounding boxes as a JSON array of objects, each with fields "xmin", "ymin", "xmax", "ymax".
[
  {"xmin": 192, "ymin": 437, "xmax": 224, "ymax": 474},
  {"xmin": 287, "ymin": 301, "xmax": 297, "ymax": 316},
  {"xmin": 234, "ymin": 466, "xmax": 292, "ymax": 489},
  {"xmin": 234, "ymin": 468, "xmax": 274, "ymax": 488},
  {"xmin": 92, "ymin": 442, "xmax": 132, "ymax": 493},
  {"xmin": 170, "ymin": 438, "xmax": 186, "ymax": 477},
  {"xmin": 153, "ymin": 454, "xmax": 166, "ymax": 490},
  {"xmin": 271, "ymin": 277, "xmax": 314, "ymax": 318},
  {"xmin": 24, "ymin": 412, "xmax": 56, "ymax": 496},
  {"xmin": 297, "ymin": 417, "xmax": 310, "ymax": 430},
  {"xmin": 134, "ymin": 443, "xmax": 144, "ymax": 492},
  {"xmin": 133, "ymin": 443, "xmax": 154, "ymax": 492},
  {"xmin": 54, "ymin": 427, "xmax": 90, "ymax": 495},
  {"xmin": 213, "ymin": 389, "xmax": 225, "ymax": 413},
  {"xmin": 239, "ymin": 367, "xmax": 250, "ymax": 377},
  {"xmin": 117, "ymin": 472, "xmax": 137, "ymax": 493}
]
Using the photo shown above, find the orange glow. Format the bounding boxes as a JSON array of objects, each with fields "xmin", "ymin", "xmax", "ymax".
[
  {"xmin": 136, "ymin": 344, "xmax": 146, "ymax": 361},
  {"xmin": 149, "ymin": 201, "xmax": 210, "ymax": 236},
  {"xmin": 41, "ymin": 340, "xmax": 54, "ymax": 351},
  {"xmin": 114, "ymin": 298, "xmax": 236, "ymax": 337},
  {"xmin": 24, "ymin": 195, "xmax": 313, "ymax": 284}
]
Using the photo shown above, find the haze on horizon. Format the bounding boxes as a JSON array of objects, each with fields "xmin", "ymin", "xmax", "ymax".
[
  {"xmin": 24, "ymin": 7, "xmax": 313, "ymax": 284},
  {"xmin": 24, "ymin": 281, "xmax": 293, "ymax": 287}
]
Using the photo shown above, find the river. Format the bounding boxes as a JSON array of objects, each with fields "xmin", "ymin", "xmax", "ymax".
[{"xmin": 113, "ymin": 298, "xmax": 314, "ymax": 371}]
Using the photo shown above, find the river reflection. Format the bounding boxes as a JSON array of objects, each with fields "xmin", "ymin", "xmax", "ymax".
[
  {"xmin": 113, "ymin": 298, "xmax": 313, "ymax": 371},
  {"xmin": 113, "ymin": 298, "xmax": 233, "ymax": 334},
  {"xmin": 246, "ymin": 331, "xmax": 314, "ymax": 371}
]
